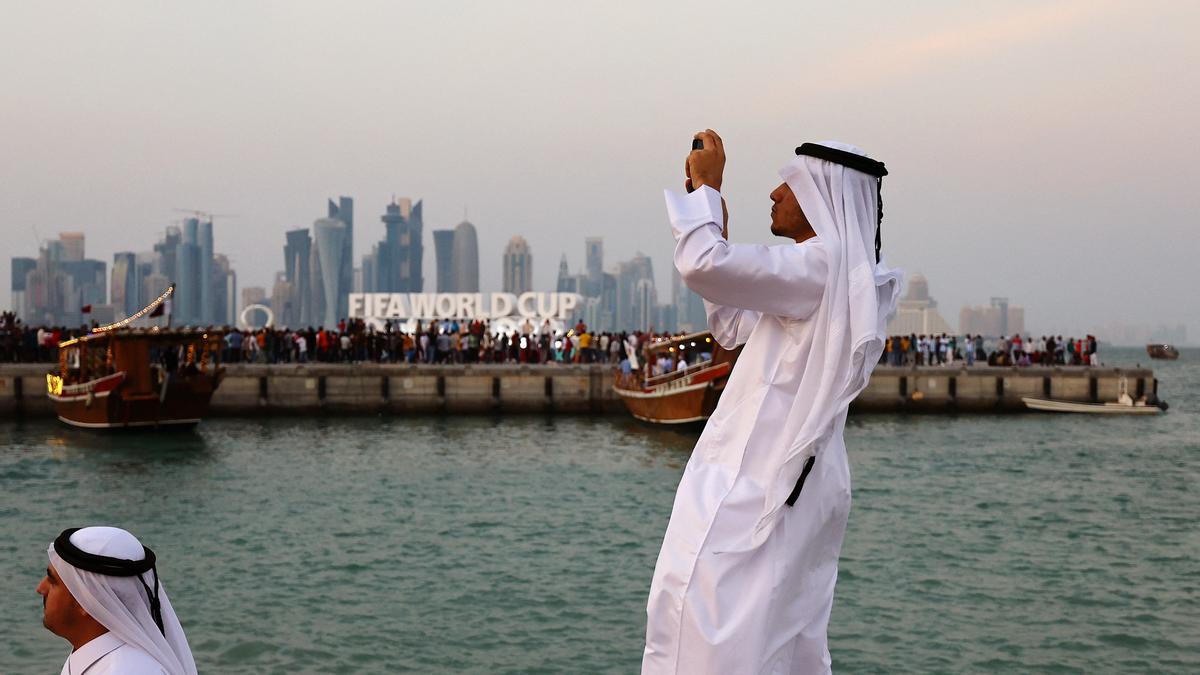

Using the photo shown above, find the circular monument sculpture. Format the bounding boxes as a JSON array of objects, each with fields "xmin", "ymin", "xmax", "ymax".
[{"xmin": 239, "ymin": 303, "xmax": 274, "ymax": 330}]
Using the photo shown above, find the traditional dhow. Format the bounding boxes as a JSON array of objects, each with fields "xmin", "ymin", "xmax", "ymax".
[
  {"xmin": 1146, "ymin": 344, "xmax": 1179, "ymax": 360},
  {"xmin": 46, "ymin": 285, "xmax": 226, "ymax": 429},
  {"xmin": 612, "ymin": 331, "xmax": 740, "ymax": 424}
]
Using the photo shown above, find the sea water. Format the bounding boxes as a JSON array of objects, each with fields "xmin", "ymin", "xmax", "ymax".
[{"xmin": 2, "ymin": 348, "xmax": 1196, "ymax": 673}]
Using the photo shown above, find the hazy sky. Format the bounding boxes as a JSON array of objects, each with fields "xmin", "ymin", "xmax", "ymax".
[{"xmin": 3, "ymin": 1, "xmax": 1197, "ymax": 338}]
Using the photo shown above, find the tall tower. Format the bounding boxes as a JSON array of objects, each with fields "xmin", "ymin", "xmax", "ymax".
[
  {"xmin": 556, "ymin": 254, "xmax": 573, "ymax": 292},
  {"xmin": 59, "ymin": 233, "xmax": 85, "ymax": 262},
  {"xmin": 311, "ymin": 217, "xmax": 348, "ymax": 328},
  {"xmin": 451, "ymin": 220, "xmax": 479, "ymax": 293},
  {"xmin": 380, "ymin": 197, "xmax": 423, "ymax": 292},
  {"xmin": 284, "ymin": 229, "xmax": 312, "ymax": 325},
  {"xmin": 408, "ymin": 200, "xmax": 424, "ymax": 291},
  {"xmin": 327, "ymin": 196, "xmax": 353, "ymax": 321},
  {"xmin": 433, "ymin": 229, "xmax": 457, "ymax": 292},
  {"xmin": 111, "ymin": 252, "xmax": 139, "ymax": 319},
  {"xmin": 503, "ymin": 236, "xmax": 533, "ymax": 294},
  {"xmin": 176, "ymin": 218, "xmax": 201, "ymax": 324},
  {"xmin": 616, "ymin": 253, "xmax": 654, "ymax": 330},
  {"xmin": 584, "ymin": 237, "xmax": 603, "ymax": 295},
  {"xmin": 990, "ymin": 297, "xmax": 1009, "ymax": 336},
  {"xmin": 198, "ymin": 219, "xmax": 214, "ymax": 323}
]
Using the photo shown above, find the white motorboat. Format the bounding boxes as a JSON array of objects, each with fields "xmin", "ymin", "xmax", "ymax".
[
  {"xmin": 1022, "ymin": 376, "xmax": 1165, "ymax": 415},
  {"xmin": 1021, "ymin": 397, "xmax": 1163, "ymax": 415}
]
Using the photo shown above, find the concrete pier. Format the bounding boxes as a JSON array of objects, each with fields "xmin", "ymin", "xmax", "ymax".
[{"xmin": 0, "ymin": 364, "xmax": 1160, "ymax": 419}]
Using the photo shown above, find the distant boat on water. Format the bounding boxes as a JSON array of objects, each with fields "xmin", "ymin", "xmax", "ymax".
[{"xmin": 1146, "ymin": 344, "xmax": 1179, "ymax": 360}]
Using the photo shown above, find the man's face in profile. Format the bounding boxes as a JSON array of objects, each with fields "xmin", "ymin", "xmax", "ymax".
[
  {"xmin": 769, "ymin": 183, "xmax": 813, "ymax": 241},
  {"xmin": 36, "ymin": 563, "xmax": 85, "ymax": 637}
]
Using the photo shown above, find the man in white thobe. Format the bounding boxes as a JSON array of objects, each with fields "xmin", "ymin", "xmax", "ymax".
[
  {"xmin": 643, "ymin": 130, "xmax": 901, "ymax": 674},
  {"xmin": 37, "ymin": 526, "xmax": 198, "ymax": 675}
]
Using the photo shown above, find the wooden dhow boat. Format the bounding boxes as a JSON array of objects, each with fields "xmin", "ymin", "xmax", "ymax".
[
  {"xmin": 46, "ymin": 285, "xmax": 226, "ymax": 429},
  {"xmin": 613, "ymin": 331, "xmax": 740, "ymax": 424},
  {"xmin": 1146, "ymin": 344, "xmax": 1179, "ymax": 360}
]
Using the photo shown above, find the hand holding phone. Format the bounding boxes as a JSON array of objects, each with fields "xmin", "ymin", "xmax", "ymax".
[
  {"xmin": 686, "ymin": 130, "xmax": 725, "ymax": 193},
  {"xmin": 686, "ymin": 139, "xmax": 703, "ymax": 193}
]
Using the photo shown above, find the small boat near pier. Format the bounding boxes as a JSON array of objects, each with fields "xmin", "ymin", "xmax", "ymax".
[
  {"xmin": 1022, "ymin": 376, "xmax": 1166, "ymax": 415},
  {"xmin": 46, "ymin": 285, "xmax": 226, "ymax": 429},
  {"xmin": 613, "ymin": 331, "xmax": 740, "ymax": 424}
]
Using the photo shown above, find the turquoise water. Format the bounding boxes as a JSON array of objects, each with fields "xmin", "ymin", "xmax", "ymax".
[{"xmin": 2, "ymin": 348, "xmax": 1197, "ymax": 673}]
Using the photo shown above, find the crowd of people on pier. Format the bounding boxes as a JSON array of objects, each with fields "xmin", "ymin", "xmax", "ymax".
[
  {"xmin": 0, "ymin": 310, "xmax": 1102, "ymax": 369},
  {"xmin": 216, "ymin": 318, "xmax": 638, "ymax": 366},
  {"xmin": 881, "ymin": 333, "xmax": 1100, "ymax": 367},
  {"xmin": 0, "ymin": 312, "xmax": 654, "ymax": 367}
]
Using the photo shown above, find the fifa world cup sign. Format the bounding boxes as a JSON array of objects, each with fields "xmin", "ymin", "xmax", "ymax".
[{"xmin": 348, "ymin": 292, "xmax": 582, "ymax": 333}]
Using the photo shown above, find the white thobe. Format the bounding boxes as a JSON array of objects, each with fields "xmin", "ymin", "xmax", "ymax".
[
  {"xmin": 644, "ymin": 186, "xmax": 850, "ymax": 675},
  {"xmin": 61, "ymin": 632, "xmax": 169, "ymax": 674}
]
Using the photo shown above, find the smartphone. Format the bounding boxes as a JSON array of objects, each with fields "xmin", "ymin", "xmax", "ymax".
[{"xmin": 687, "ymin": 139, "xmax": 703, "ymax": 193}]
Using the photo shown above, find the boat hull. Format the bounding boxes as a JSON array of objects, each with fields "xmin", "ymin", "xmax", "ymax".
[
  {"xmin": 1146, "ymin": 344, "xmax": 1179, "ymax": 360},
  {"xmin": 51, "ymin": 373, "xmax": 222, "ymax": 429},
  {"xmin": 614, "ymin": 381, "xmax": 717, "ymax": 424},
  {"xmin": 1021, "ymin": 396, "xmax": 1162, "ymax": 415}
]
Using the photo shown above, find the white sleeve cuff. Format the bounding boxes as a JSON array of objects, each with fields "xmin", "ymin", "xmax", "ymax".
[{"xmin": 664, "ymin": 185, "xmax": 723, "ymax": 240}]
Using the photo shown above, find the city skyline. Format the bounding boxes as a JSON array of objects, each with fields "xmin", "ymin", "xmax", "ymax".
[
  {"xmin": 2, "ymin": 2, "xmax": 1198, "ymax": 339},
  {"xmin": 5, "ymin": 213, "xmax": 1192, "ymax": 344}
]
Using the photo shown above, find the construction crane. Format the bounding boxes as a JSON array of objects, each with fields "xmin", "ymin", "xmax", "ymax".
[{"xmin": 172, "ymin": 208, "xmax": 238, "ymax": 222}]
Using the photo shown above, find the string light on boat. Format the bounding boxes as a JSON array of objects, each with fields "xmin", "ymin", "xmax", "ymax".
[{"xmin": 91, "ymin": 284, "xmax": 175, "ymax": 334}]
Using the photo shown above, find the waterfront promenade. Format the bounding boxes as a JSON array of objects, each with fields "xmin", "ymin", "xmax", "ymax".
[{"xmin": 0, "ymin": 363, "xmax": 1159, "ymax": 418}]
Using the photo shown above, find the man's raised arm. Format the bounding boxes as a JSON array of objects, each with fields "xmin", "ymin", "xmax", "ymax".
[{"xmin": 668, "ymin": 187, "xmax": 825, "ymax": 315}]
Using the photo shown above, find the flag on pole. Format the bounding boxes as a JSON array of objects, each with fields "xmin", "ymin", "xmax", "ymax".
[{"xmin": 80, "ymin": 304, "xmax": 92, "ymax": 314}]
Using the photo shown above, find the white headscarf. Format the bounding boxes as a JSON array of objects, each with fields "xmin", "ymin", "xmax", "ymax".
[
  {"xmin": 753, "ymin": 141, "xmax": 903, "ymax": 542},
  {"xmin": 48, "ymin": 527, "xmax": 198, "ymax": 675}
]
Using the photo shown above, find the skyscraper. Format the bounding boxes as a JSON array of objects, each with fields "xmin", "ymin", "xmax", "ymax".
[
  {"xmin": 378, "ymin": 197, "xmax": 424, "ymax": 292},
  {"xmin": 327, "ymin": 196, "xmax": 353, "ymax": 321},
  {"xmin": 11, "ymin": 233, "xmax": 106, "ymax": 325},
  {"xmin": 175, "ymin": 219, "xmax": 201, "ymax": 325},
  {"xmin": 616, "ymin": 253, "xmax": 654, "ymax": 330},
  {"xmin": 451, "ymin": 220, "xmax": 479, "ymax": 293},
  {"xmin": 556, "ymin": 254, "xmax": 577, "ymax": 293},
  {"xmin": 886, "ymin": 274, "xmax": 953, "ymax": 335},
  {"xmin": 153, "ymin": 226, "xmax": 181, "ymax": 283},
  {"xmin": 213, "ymin": 254, "xmax": 236, "ymax": 326},
  {"xmin": 198, "ymin": 219, "xmax": 214, "ymax": 324},
  {"xmin": 502, "ymin": 236, "xmax": 533, "ymax": 294},
  {"xmin": 59, "ymin": 233, "xmax": 85, "ymax": 262},
  {"xmin": 408, "ymin": 201, "xmax": 424, "ymax": 291},
  {"xmin": 242, "ymin": 286, "xmax": 267, "ymax": 309},
  {"xmin": 10, "ymin": 257, "xmax": 36, "ymax": 320},
  {"xmin": 111, "ymin": 252, "xmax": 139, "ymax": 319},
  {"xmin": 959, "ymin": 296, "xmax": 1025, "ymax": 337},
  {"xmin": 311, "ymin": 217, "xmax": 349, "ymax": 327},
  {"xmin": 433, "ymin": 229, "xmax": 456, "ymax": 292},
  {"xmin": 283, "ymin": 228, "xmax": 312, "ymax": 326},
  {"xmin": 270, "ymin": 272, "xmax": 293, "ymax": 327},
  {"xmin": 584, "ymin": 237, "xmax": 603, "ymax": 296},
  {"xmin": 634, "ymin": 277, "xmax": 657, "ymax": 330}
]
